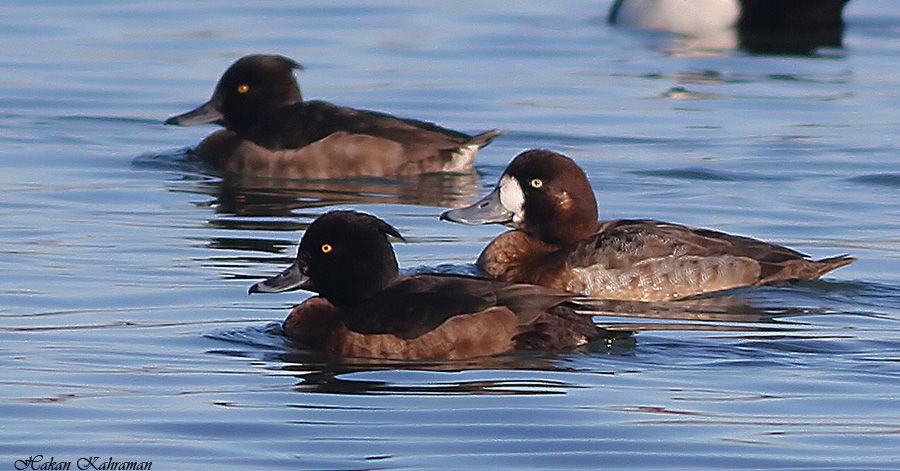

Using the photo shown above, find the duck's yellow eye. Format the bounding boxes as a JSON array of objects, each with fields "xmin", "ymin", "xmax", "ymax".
[
  {"xmin": 320, "ymin": 243, "xmax": 333, "ymax": 254},
  {"xmin": 530, "ymin": 178, "xmax": 543, "ymax": 189},
  {"xmin": 236, "ymin": 84, "xmax": 250, "ymax": 94}
]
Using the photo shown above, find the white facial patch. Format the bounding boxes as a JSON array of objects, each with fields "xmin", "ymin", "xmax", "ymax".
[{"xmin": 498, "ymin": 175, "xmax": 526, "ymax": 225}]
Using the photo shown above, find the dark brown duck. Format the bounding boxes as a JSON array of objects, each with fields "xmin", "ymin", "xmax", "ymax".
[
  {"xmin": 249, "ymin": 210, "xmax": 624, "ymax": 360},
  {"xmin": 166, "ymin": 55, "xmax": 500, "ymax": 179},
  {"xmin": 441, "ymin": 149, "xmax": 855, "ymax": 301}
]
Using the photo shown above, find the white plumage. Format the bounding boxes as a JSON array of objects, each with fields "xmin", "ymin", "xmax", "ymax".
[{"xmin": 611, "ymin": 0, "xmax": 741, "ymax": 35}]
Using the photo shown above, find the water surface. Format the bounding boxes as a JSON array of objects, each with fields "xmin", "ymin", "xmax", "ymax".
[{"xmin": 1, "ymin": 1, "xmax": 899, "ymax": 469}]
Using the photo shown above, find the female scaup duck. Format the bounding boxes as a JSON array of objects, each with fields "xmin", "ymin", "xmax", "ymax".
[
  {"xmin": 441, "ymin": 150, "xmax": 854, "ymax": 302},
  {"xmin": 609, "ymin": 0, "xmax": 850, "ymax": 39},
  {"xmin": 166, "ymin": 54, "xmax": 501, "ymax": 179},
  {"xmin": 248, "ymin": 210, "xmax": 623, "ymax": 360}
]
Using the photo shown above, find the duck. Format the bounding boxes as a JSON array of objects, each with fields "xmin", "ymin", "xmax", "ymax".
[
  {"xmin": 166, "ymin": 54, "xmax": 501, "ymax": 179},
  {"xmin": 248, "ymin": 210, "xmax": 625, "ymax": 360},
  {"xmin": 609, "ymin": 0, "xmax": 742, "ymax": 36},
  {"xmin": 609, "ymin": 0, "xmax": 850, "ymax": 53},
  {"xmin": 609, "ymin": 0, "xmax": 849, "ymax": 33},
  {"xmin": 440, "ymin": 149, "xmax": 855, "ymax": 302}
]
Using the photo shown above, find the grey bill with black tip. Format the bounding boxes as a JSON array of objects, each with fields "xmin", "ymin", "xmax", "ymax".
[
  {"xmin": 165, "ymin": 100, "xmax": 224, "ymax": 126},
  {"xmin": 248, "ymin": 260, "xmax": 312, "ymax": 294},
  {"xmin": 440, "ymin": 187, "xmax": 513, "ymax": 225}
]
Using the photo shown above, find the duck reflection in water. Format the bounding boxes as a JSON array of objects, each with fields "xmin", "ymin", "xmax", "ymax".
[
  {"xmin": 194, "ymin": 170, "xmax": 482, "ymax": 219},
  {"xmin": 141, "ymin": 145, "xmax": 480, "ymax": 220},
  {"xmin": 183, "ymin": 170, "xmax": 482, "ymax": 269},
  {"xmin": 276, "ymin": 350, "xmax": 593, "ymax": 396}
]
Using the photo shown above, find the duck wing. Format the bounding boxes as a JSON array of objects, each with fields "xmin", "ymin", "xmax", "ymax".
[
  {"xmin": 341, "ymin": 274, "xmax": 576, "ymax": 339},
  {"xmin": 561, "ymin": 219, "xmax": 851, "ymax": 300},
  {"xmin": 257, "ymin": 101, "xmax": 499, "ymax": 173},
  {"xmin": 567, "ymin": 219, "xmax": 809, "ymax": 270}
]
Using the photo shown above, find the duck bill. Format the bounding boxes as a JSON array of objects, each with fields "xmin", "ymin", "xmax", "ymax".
[
  {"xmin": 248, "ymin": 260, "xmax": 313, "ymax": 294},
  {"xmin": 440, "ymin": 187, "xmax": 513, "ymax": 225},
  {"xmin": 165, "ymin": 100, "xmax": 223, "ymax": 126}
]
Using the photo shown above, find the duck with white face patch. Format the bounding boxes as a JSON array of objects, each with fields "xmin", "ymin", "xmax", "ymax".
[
  {"xmin": 442, "ymin": 150, "xmax": 598, "ymax": 247},
  {"xmin": 441, "ymin": 149, "xmax": 854, "ymax": 302}
]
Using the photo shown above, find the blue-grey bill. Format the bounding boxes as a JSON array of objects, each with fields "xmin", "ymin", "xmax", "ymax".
[
  {"xmin": 440, "ymin": 187, "xmax": 513, "ymax": 225},
  {"xmin": 165, "ymin": 100, "xmax": 223, "ymax": 126},
  {"xmin": 248, "ymin": 261, "xmax": 311, "ymax": 294}
]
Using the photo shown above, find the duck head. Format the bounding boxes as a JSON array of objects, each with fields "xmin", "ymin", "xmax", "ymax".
[
  {"xmin": 441, "ymin": 149, "xmax": 599, "ymax": 246},
  {"xmin": 249, "ymin": 211, "xmax": 404, "ymax": 306},
  {"xmin": 166, "ymin": 54, "xmax": 303, "ymax": 133}
]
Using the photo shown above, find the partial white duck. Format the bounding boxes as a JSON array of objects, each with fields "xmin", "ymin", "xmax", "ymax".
[
  {"xmin": 610, "ymin": 0, "xmax": 850, "ymax": 35},
  {"xmin": 609, "ymin": 0, "xmax": 851, "ymax": 54}
]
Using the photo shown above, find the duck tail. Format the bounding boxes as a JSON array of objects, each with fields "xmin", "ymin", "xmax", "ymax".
[
  {"xmin": 466, "ymin": 129, "xmax": 503, "ymax": 148},
  {"xmin": 759, "ymin": 253, "xmax": 856, "ymax": 284},
  {"xmin": 807, "ymin": 254, "xmax": 856, "ymax": 279}
]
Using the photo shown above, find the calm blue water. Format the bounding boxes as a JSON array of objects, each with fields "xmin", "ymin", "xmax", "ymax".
[{"xmin": 2, "ymin": 1, "xmax": 899, "ymax": 469}]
